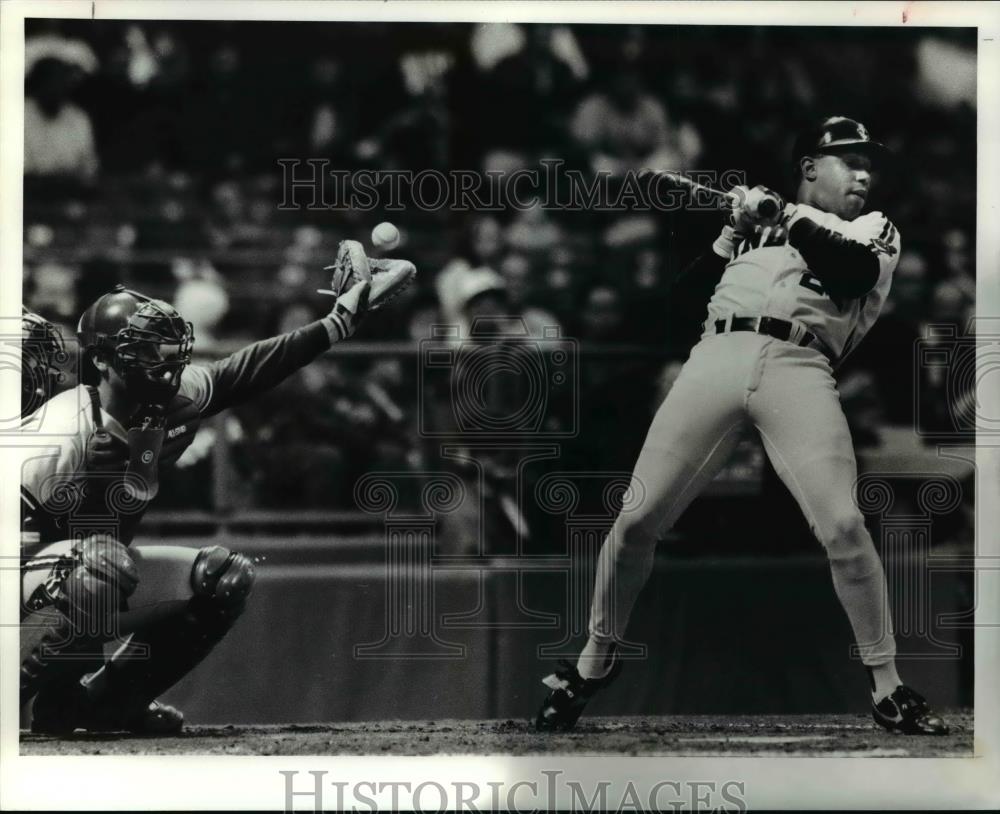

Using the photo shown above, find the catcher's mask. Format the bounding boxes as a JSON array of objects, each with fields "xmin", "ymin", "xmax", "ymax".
[
  {"xmin": 77, "ymin": 285, "xmax": 194, "ymax": 405},
  {"xmin": 21, "ymin": 307, "xmax": 68, "ymax": 417}
]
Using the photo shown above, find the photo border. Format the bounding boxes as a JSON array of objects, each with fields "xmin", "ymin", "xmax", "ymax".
[{"xmin": 2, "ymin": 1, "xmax": 998, "ymax": 809}]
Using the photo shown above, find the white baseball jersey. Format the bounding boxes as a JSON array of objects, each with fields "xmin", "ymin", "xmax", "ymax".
[{"xmin": 704, "ymin": 204, "xmax": 901, "ymax": 360}]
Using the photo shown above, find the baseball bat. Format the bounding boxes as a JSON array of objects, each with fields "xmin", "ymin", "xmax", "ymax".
[{"xmin": 640, "ymin": 169, "xmax": 781, "ymax": 219}]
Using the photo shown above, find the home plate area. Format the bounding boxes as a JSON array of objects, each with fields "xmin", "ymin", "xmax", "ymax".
[{"xmin": 21, "ymin": 711, "xmax": 973, "ymax": 756}]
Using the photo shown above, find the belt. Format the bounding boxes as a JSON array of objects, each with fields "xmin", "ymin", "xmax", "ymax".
[{"xmin": 713, "ymin": 316, "xmax": 818, "ymax": 349}]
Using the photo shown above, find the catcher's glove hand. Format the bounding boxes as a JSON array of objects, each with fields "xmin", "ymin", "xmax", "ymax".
[
  {"xmin": 325, "ymin": 279, "xmax": 370, "ymax": 342},
  {"xmin": 318, "ymin": 239, "xmax": 417, "ymax": 312}
]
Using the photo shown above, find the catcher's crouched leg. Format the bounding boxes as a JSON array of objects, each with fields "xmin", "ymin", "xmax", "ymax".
[
  {"xmin": 73, "ymin": 545, "xmax": 256, "ymax": 733},
  {"xmin": 21, "ymin": 536, "xmax": 139, "ymax": 707}
]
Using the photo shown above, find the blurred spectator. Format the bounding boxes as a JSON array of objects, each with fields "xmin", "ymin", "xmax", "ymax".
[
  {"xmin": 174, "ymin": 273, "xmax": 230, "ymax": 353},
  {"xmin": 25, "ymin": 25, "xmax": 99, "ymax": 77},
  {"xmin": 579, "ymin": 286, "xmax": 627, "ymax": 343},
  {"xmin": 437, "ymin": 216, "xmax": 505, "ymax": 326},
  {"xmin": 111, "ymin": 25, "xmax": 191, "ymax": 92},
  {"xmin": 470, "ymin": 23, "xmax": 527, "ymax": 72},
  {"xmin": 454, "ymin": 267, "xmax": 512, "ymax": 338},
  {"xmin": 942, "ymin": 228, "xmax": 974, "ymax": 291},
  {"xmin": 537, "ymin": 251, "xmax": 580, "ymax": 325},
  {"xmin": 602, "ymin": 214, "xmax": 659, "ymax": 253},
  {"xmin": 25, "ymin": 262, "xmax": 79, "ymax": 321},
  {"xmin": 24, "ymin": 57, "xmax": 99, "ymax": 181},
  {"xmin": 570, "ymin": 68, "xmax": 702, "ymax": 176},
  {"xmin": 94, "ymin": 25, "xmax": 192, "ymax": 172},
  {"xmin": 499, "ymin": 253, "xmax": 562, "ymax": 338},
  {"xmin": 916, "ymin": 35, "xmax": 976, "ymax": 109},
  {"xmin": 357, "ymin": 49, "xmax": 453, "ymax": 171},
  {"xmin": 477, "ymin": 24, "xmax": 588, "ymax": 153},
  {"xmin": 181, "ymin": 42, "xmax": 266, "ymax": 175},
  {"xmin": 306, "ymin": 59, "xmax": 352, "ymax": 156},
  {"xmin": 505, "ymin": 202, "xmax": 564, "ymax": 256},
  {"xmin": 207, "ymin": 181, "xmax": 247, "ymax": 248},
  {"xmin": 469, "ymin": 215, "xmax": 505, "ymax": 267},
  {"xmin": 930, "ymin": 280, "xmax": 974, "ymax": 331}
]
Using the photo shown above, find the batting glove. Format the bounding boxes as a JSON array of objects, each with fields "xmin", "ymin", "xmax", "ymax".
[
  {"xmin": 729, "ymin": 185, "xmax": 786, "ymax": 234},
  {"xmin": 712, "ymin": 224, "xmax": 739, "ymax": 258}
]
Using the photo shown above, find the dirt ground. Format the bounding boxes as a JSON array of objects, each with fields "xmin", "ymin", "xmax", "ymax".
[{"xmin": 20, "ymin": 711, "xmax": 974, "ymax": 756}]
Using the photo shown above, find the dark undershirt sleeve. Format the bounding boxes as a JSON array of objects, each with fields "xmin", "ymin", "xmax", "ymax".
[
  {"xmin": 199, "ymin": 320, "xmax": 332, "ymax": 417},
  {"xmin": 788, "ymin": 217, "xmax": 880, "ymax": 300}
]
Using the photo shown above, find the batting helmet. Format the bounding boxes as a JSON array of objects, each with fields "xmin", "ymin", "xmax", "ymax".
[
  {"xmin": 792, "ymin": 116, "xmax": 888, "ymax": 170},
  {"xmin": 21, "ymin": 308, "xmax": 68, "ymax": 417},
  {"xmin": 77, "ymin": 285, "xmax": 194, "ymax": 404}
]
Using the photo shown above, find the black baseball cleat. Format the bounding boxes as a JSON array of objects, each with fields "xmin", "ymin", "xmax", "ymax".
[
  {"xmin": 31, "ymin": 682, "xmax": 184, "ymax": 736},
  {"xmin": 872, "ymin": 685, "xmax": 949, "ymax": 735},
  {"xmin": 535, "ymin": 650, "xmax": 622, "ymax": 732}
]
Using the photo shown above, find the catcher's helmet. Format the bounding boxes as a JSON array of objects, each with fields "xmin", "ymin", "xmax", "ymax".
[
  {"xmin": 77, "ymin": 285, "xmax": 194, "ymax": 404},
  {"xmin": 793, "ymin": 116, "xmax": 887, "ymax": 170},
  {"xmin": 21, "ymin": 308, "xmax": 68, "ymax": 417}
]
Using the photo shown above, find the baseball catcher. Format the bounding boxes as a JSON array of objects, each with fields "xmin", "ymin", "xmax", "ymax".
[
  {"xmin": 20, "ymin": 242, "xmax": 414, "ymax": 734},
  {"xmin": 535, "ymin": 116, "xmax": 949, "ymax": 736}
]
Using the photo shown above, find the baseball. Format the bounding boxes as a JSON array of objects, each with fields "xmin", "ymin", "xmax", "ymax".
[{"xmin": 371, "ymin": 221, "xmax": 400, "ymax": 251}]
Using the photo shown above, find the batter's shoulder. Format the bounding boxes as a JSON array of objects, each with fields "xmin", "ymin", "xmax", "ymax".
[{"xmin": 855, "ymin": 211, "xmax": 901, "ymax": 261}]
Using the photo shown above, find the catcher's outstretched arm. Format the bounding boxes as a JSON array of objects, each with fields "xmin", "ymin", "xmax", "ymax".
[
  {"xmin": 188, "ymin": 281, "xmax": 369, "ymax": 418},
  {"xmin": 191, "ymin": 320, "xmax": 332, "ymax": 418}
]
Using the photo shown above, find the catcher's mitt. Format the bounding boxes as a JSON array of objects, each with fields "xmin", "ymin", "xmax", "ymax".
[{"xmin": 319, "ymin": 239, "xmax": 416, "ymax": 311}]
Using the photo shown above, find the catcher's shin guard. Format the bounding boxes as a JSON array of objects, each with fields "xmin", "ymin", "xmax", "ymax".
[
  {"xmin": 84, "ymin": 545, "xmax": 255, "ymax": 720},
  {"xmin": 20, "ymin": 537, "xmax": 139, "ymax": 705},
  {"xmin": 535, "ymin": 649, "xmax": 623, "ymax": 732}
]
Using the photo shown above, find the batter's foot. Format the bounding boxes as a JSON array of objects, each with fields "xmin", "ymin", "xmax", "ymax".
[
  {"xmin": 534, "ymin": 650, "xmax": 622, "ymax": 732},
  {"xmin": 31, "ymin": 681, "xmax": 184, "ymax": 735},
  {"xmin": 872, "ymin": 685, "xmax": 949, "ymax": 735}
]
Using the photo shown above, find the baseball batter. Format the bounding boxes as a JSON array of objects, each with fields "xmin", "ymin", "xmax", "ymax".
[{"xmin": 536, "ymin": 117, "xmax": 948, "ymax": 735}]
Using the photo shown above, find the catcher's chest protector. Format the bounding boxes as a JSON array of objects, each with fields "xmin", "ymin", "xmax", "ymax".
[{"xmin": 67, "ymin": 388, "xmax": 205, "ymax": 544}]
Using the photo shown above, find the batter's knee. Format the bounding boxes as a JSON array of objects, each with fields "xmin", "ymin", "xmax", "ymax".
[
  {"xmin": 61, "ymin": 536, "xmax": 139, "ymax": 617},
  {"xmin": 611, "ymin": 512, "xmax": 660, "ymax": 554},
  {"xmin": 190, "ymin": 545, "xmax": 255, "ymax": 621},
  {"xmin": 824, "ymin": 510, "xmax": 869, "ymax": 547},
  {"xmin": 822, "ymin": 512, "xmax": 881, "ymax": 580}
]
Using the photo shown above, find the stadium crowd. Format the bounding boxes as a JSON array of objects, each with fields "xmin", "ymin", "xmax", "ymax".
[{"xmin": 22, "ymin": 20, "xmax": 976, "ymax": 535}]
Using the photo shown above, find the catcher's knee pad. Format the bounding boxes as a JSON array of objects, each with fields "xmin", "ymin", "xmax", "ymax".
[
  {"xmin": 190, "ymin": 545, "xmax": 255, "ymax": 624},
  {"xmin": 28, "ymin": 536, "xmax": 139, "ymax": 618}
]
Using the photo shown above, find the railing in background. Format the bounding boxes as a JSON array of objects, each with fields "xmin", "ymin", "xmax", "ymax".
[{"xmin": 145, "ymin": 341, "xmax": 679, "ymax": 534}]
